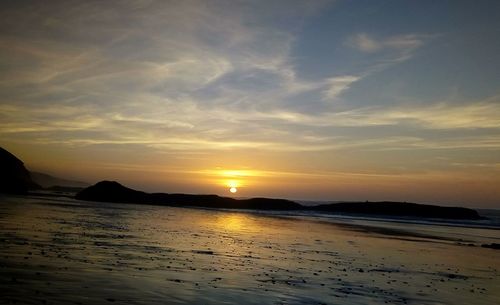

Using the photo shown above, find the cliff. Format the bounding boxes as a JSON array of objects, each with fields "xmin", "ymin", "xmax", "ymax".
[{"xmin": 0, "ymin": 147, "xmax": 39, "ymax": 194}]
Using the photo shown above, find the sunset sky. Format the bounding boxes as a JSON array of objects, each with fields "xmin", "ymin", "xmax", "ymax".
[{"xmin": 1, "ymin": 0, "xmax": 499, "ymax": 208}]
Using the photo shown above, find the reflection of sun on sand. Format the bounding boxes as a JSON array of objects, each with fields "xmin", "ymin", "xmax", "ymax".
[{"xmin": 215, "ymin": 214, "xmax": 251, "ymax": 232}]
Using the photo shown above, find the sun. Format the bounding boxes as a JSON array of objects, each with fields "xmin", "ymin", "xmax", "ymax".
[{"xmin": 225, "ymin": 179, "xmax": 240, "ymax": 194}]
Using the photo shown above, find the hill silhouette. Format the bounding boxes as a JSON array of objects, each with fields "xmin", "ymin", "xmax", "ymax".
[
  {"xmin": 76, "ymin": 181, "xmax": 482, "ymax": 220},
  {"xmin": 0, "ymin": 147, "xmax": 39, "ymax": 194},
  {"xmin": 76, "ymin": 181, "xmax": 302, "ymax": 210},
  {"xmin": 310, "ymin": 201, "xmax": 482, "ymax": 220}
]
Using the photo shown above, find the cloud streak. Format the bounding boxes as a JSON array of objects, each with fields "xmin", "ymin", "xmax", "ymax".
[
  {"xmin": 346, "ymin": 33, "xmax": 425, "ymax": 53},
  {"xmin": 2, "ymin": 97, "xmax": 499, "ymax": 153},
  {"xmin": 322, "ymin": 76, "xmax": 360, "ymax": 101}
]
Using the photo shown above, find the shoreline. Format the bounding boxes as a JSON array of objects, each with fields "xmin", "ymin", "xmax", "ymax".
[{"xmin": 10, "ymin": 190, "xmax": 499, "ymax": 231}]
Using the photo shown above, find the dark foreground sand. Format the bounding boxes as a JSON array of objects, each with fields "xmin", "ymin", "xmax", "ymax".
[{"xmin": 0, "ymin": 195, "xmax": 499, "ymax": 304}]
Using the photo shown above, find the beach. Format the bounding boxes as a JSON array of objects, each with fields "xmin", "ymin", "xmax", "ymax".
[{"xmin": 1, "ymin": 195, "xmax": 499, "ymax": 305}]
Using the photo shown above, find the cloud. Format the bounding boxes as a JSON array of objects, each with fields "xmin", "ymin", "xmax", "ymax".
[
  {"xmin": 321, "ymin": 33, "xmax": 432, "ymax": 101},
  {"xmin": 346, "ymin": 33, "xmax": 425, "ymax": 53},
  {"xmin": 347, "ymin": 33, "xmax": 381, "ymax": 52},
  {"xmin": 0, "ymin": 0, "xmax": 330, "ymax": 113},
  {"xmin": 1, "ymin": 1, "xmax": 498, "ymax": 157},
  {"xmin": 327, "ymin": 101, "xmax": 500, "ymax": 129},
  {"xmin": 322, "ymin": 75, "xmax": 360, "ymax": 101},
  {"xmin": 250, "ymin": 94, "xmax": 500, "ymax": 130},
  {"xmin": 2, "ymin": 95, "xmax": 500, "ymax": 154}
]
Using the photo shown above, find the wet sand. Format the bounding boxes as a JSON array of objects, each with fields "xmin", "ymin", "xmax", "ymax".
[{"xmin": 0, "ymin": 195, "xmax": 499, "ymax": 304}]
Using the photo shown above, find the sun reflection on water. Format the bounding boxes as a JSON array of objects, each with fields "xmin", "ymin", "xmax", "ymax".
[{"xmin": 215, "ymin": 213, "xmax": 253, "ymax": 232}]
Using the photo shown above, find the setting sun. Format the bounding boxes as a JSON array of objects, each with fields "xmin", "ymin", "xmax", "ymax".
[{"xmin": 228, "ymin": 180, "xmax": 238, "ymax": 194}]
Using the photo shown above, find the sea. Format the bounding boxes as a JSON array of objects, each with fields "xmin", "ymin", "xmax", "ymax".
[{"xmin": 0, "ymin": 195, "xmax": 499, "ymax": 305}]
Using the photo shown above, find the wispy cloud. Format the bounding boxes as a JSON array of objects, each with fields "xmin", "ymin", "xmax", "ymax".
[
  {"xmin": 2, "ymin": 96, "xmax": 500, "ymax": 153},
  {"xmin": 346, "ymin": 33, "xmax": 425, "ymax": 53},
  {"xmin": 222, "ymin": 99, "xmax": 500, "ymax": 130},
  {"xmin": 323, "ymin": 101, "xmax": 500, "ymax": 129},
  {"xmin": 0, "ymin": 0, "xmax": 329, "ymax": 115},
  {"xmin": 322, "ymin": 75, "xmax": 360, "ymax": 101}
]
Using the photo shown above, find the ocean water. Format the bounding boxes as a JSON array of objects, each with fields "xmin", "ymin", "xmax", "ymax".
[{"xmin": 0, "ymin": 195, "xmax": 499, "ymax": 305}]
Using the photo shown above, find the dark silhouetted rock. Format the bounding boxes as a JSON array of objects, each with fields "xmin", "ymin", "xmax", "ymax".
[
  {"xmin": 0, "ymin": 147, "xmax": 40, "ymax": 194},
  {"xmin": 481, "ymin": 243, "xmax": 500, "ymax": 250},
  {"xmin": 76, "ymin": 181, "xmax": 302, "ymax": 210},
  {"xmin": 75, "ymin": 181, "xmax": 148, "ymax": 203},
  {"xmin": 310, "ymin": 201, "xmax": 482, "ymax": 220}
]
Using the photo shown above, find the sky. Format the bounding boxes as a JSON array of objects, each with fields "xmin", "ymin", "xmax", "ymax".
[{"xmin": 1, "ymin": 0, "xmax": 499, "ymax": 208}]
